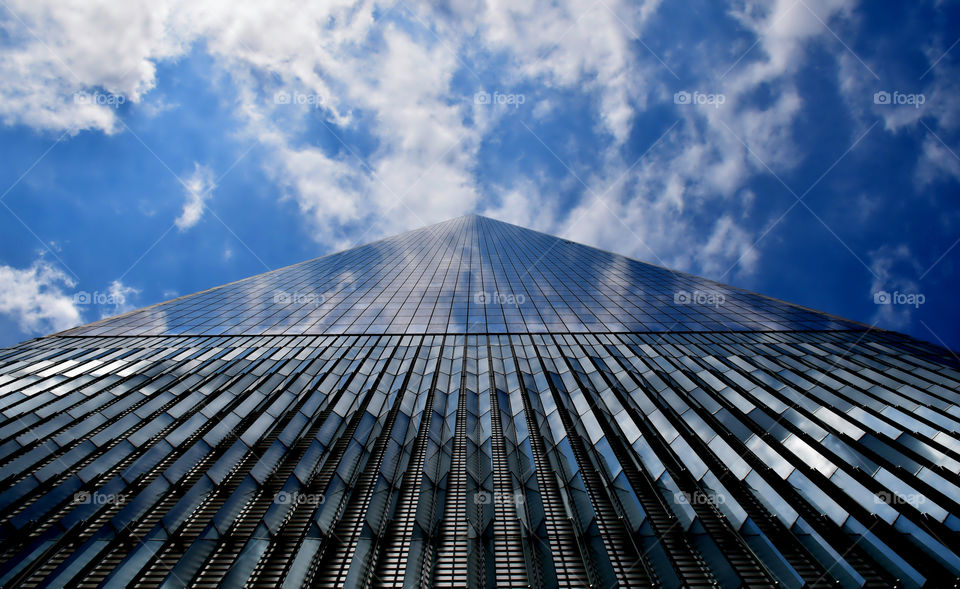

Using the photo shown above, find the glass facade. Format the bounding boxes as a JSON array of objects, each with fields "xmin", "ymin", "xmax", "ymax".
[
  {"xmin": 62, "ymin": 215, "xmax": 861, "ymax": 337},
  {"xmin": 0, "ymin": 215, "xmax": 957, "ymax": 588}
]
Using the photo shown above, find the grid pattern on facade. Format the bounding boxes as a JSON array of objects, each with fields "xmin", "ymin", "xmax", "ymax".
[
  {"xmin": 0, "ymin": 330, "xmax": 958, "ymax": 588},
  {"xmin": 60, "ymin": 216, "xmax": 862, "ymax": 337}
]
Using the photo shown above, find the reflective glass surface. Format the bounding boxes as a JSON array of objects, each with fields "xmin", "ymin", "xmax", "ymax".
[
  {"xmin": 0, "ymin": 216, "xmax": 957, "ymax": 588},
  {"xmin": 61, "ymin": 215, "xmax": 862, "ymax": 337},
  {"xmin": 0, "ymin": 330, "xmax": 956, "ymax": 587}
]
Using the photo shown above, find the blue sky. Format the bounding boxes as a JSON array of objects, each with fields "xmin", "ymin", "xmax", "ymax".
[{"xmin": 0, "ymin": 0, "xmax": 957, "ymax": 350}]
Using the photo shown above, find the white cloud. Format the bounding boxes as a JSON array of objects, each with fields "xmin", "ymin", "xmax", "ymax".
[
  {"xmin": 0, "ymin": 0, "xmax": 698, "ymax": 266},
  {"xmin": 867, "ymin": 245, "xmax": 924, "ymax": 330},
  {"xmin": 461, "ymin": 0, "xmax": 662, "ymax": 144},
  {"xmin": 138, "ymin": 96, "xmax": 178, "ymax": 118},
  {"xmin": 558, "ymin": 173, "xmax": 759, "ymax": 279},
  {"xmin": 567, "ymin": 0, "xmax": 857, "ymax": 277},
  {"xmin": 0, "ymin": 259, "xmax": 82, "ymax": 334},
  {"xmin": 0, "ymin": 0, "xmax": 187, "ymax": 134},
  {"xmin": 915, "ymin": 135, "xmax": 960, "ymax": 188},
  {"xmin": 217, "ymin": 15, "xmax": 485, "ymax": 242},
  {"xmin": 673, "ymin": 0, "xmax": 852, "ymax": 183},
  {"xmin": 480, "ymin": 177, "xmax": 562, "ymax": 232},
  {"xmin": 731, "ymin": 0, "xmax": 853, "ymax": 84},
  {"xmin": 0, "ymin": 0, "xmax": 902, "ymax": 286},
  {"xmin": 699, "ymin": 215, "xmax": 759, "ymax": 275},
  {"xmin": 833, "ymin": 14, "xmax": 960, "ymax": 195},
  {"xmin": 0, "ymin": 256, "xmax": 139, "ymax": 336},
  {"xmin": 480, "ymin": 1, "xmax": 619, "ymax": 83},
  {"xmin": 356, "ymin": 26, "xmax": 481, "ymax": 229},
  {"xmin": 160, "ymin": 0, "xmax": 663, "ymax": 242},
  {"xmin": 175, "ymin": 163, "xmax": 216, "ymax": 230},
  {"xmin": 99, "ymin": 280, "xmax": 140, "ymax": 318},
  {"xmin": 910, "ymin": 64, "xmax": 960, "ymax": 188},
  {"xmin": 449, "ymin": 0, "xmax": 855, "ymax": 284}
]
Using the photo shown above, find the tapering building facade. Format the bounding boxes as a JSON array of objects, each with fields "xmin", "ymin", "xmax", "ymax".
[{"xmin": 0, "ymin": 215, "xmax": 958, "ymax": 588}]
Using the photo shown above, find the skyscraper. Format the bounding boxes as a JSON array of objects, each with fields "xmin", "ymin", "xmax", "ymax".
[{"xmin": 0, "ymin": 214, "xmax": 957, "ymax": 588}]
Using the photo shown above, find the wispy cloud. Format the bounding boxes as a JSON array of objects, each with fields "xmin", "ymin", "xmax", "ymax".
[
  {"xmin": 99, "ymin": 280, "xmax": 140, "ymax": 318},
  {"xmin": 175, "ymin": 163, "xmax": 216, "ymax": 230},
  {"xmin": 868, "ymin": 245, "xmax": 925, "ymax": 330},
  {"xmin": 0, "ymin": 0, "xmax": 847, "ymax": 280},
  {"xmin": 0, "ymin": 259, "xmax": 81, "ymax": 334},
  {"xmin": 0, "ymin": 0, "xmax": 184, "ymax": 134}
]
